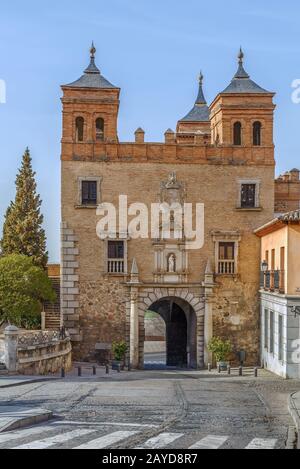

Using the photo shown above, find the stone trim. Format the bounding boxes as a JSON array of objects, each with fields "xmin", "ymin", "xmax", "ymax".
[
  {"xmin": 128, "ymin": 286, "xmax": 205, "ymax": 369},
  {"xmin": 61, "ymin": 222, "xmax": 81, "ymax": 342},
  {"xmin": 237, "ymin": 178, "xmax": 261, "ymax": 209},
  {"xmin": 77, "ymin": 176, "xmax": 103, "ymax": 207}
]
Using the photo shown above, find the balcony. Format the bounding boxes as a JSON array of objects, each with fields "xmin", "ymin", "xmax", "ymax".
[
  {"xmin": 260, "ymin": 270, "xmax": 285, "ymax": 294},
  {"xmin": 218, "ymin": 260, "xmax": 235, "ymax": 275},
  {"xmin": 108, "ymin": 259, "xmax": 125, "ymax": 274}
]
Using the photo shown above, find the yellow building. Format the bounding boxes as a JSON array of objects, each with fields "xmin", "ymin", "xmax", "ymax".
[{"xmin": 255, "ymin": 210, "xmax": 300, "ymax": 378}]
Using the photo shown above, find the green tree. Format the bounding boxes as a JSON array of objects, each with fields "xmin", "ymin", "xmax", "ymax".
[
  {"xmin": 0, "ymin": 254, "xmax": 56, "ymax": 328},
  {"xmin": 0, "ymin": 148, "xmax": 48, "ymax": 269}
]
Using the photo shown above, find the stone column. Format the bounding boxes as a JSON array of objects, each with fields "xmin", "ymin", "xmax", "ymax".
[
  {"xmin": 4, "ymin": 326, "xmax": 19, "ymax": 373},
  {"xmin": 130, "ymin": 289, "xmax": 139, "ymax": 368},
  {"xmin": 203, "ymin": 260, "xmax": 215, "ymax": 366}
]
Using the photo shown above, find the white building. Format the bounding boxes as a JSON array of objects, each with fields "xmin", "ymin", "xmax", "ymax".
[{"xmin": 255, "ymin": 210, "xmax": 300, "ymax": 379}]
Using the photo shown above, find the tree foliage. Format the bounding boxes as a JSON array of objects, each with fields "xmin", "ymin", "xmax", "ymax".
[
  {"xmin": 1, "ymin": 148, "xmax": 48, "ymax": 269},
  {"xmin": 0, "ymin": 255, "xmax": 56, "ymax": 328}
]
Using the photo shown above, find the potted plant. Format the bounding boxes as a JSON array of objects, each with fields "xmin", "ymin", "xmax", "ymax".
[
  {"xmin": 208, "ymin": 336, "xmax": 232, "ymax": 371},
  {"xmin": 111, "ymin": 341, "xmax": 128, "ymax": 371}
]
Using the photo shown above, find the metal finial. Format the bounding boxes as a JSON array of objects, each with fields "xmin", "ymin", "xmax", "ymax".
[
  {"xmin": 238, "ymin": 47, "xmax": 244, "ymax": 64},
  {"xmin": 199, "ymin": 71, "xmax": 204, "ymax": 85},
  {"xmin": 90, "ymin": 41, "xmax": 96, "ymax": 59}
]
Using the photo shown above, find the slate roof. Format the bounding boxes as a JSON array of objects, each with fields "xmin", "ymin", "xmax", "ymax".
[
  {"xmin": 222, "ymin": 48, "xmax": 270, "ymax": 94},
  {"xmin": 63, "ymin": 44, "xmax": 118, "ymax": 89},
  {"xmin": 179, "ymin": 73, "xmax": 210, "ymax": 122}
]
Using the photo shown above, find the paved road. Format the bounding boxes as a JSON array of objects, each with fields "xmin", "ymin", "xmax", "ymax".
[{"xmin": 0, "ymin": 370, "xmax": 299, "ymax": 449}]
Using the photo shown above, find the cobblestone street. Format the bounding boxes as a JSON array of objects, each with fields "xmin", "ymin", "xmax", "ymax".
[{"xmin": 0, "ymin": 370, "xmax": 299, "ymax": 449}]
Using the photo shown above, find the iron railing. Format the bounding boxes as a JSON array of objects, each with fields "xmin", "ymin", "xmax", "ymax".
[{"xmin": 261, "ymin": 270, "xmax": 285, "ymax": 294}]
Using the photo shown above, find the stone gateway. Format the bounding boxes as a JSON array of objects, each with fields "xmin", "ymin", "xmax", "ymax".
[{"xmin": 60, "ymin": 45, "xmax": 276, "ymax": 367}]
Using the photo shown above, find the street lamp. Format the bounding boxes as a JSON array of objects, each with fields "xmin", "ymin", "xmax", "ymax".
[{"xmin": 261, "ymin": 260, "xmax": 268, "ymax": 273}]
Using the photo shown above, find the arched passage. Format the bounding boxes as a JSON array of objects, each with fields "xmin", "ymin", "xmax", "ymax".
[{"xmin": 144, "ymin": 297, "xmax": 197, "ymax": 369}]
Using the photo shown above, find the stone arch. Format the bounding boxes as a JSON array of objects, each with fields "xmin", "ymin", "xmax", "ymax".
[{"xmin": 136, "ymin": 287, "xmax": 205, "ymax": 369}]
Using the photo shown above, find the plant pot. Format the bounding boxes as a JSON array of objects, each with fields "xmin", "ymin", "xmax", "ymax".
[
  {"xmin": 217, "ymin": 361, "xmax": 229, "ymax": 372},
  {"xmin": 112, "ymin": 360, "xmax": 124, "ymax": 371}
]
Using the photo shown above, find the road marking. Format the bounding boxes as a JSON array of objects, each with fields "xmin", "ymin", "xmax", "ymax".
[
  {"xmin": 189, "ymin": 435, "xmax": 229, "ymax": 449},
  {"xmin": 136, "ymin": 433, "xmax": 184, "ymax": 449},
  {"xmin": 0, "ymin": 426, "xmax": 52, "ymax": 445},
  {"xmin": 74, "ymin": 431, "xmax": 138, "ymax": 449},
  {"xmin": 58, "ymin": 421, "xmax": 159, "ymax": 428},
  {"xmin": 246, "ymin": 438, "xmax": 277, "ymax": 450},
  {"xmin": 13, "ymin": 428, "xmax": 95, "ymax": 449}
]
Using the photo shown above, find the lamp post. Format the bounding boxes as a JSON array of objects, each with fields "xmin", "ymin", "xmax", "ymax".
[{"xmin": 261, "ymin": 260, "xmax": 268, "ymax": 289}]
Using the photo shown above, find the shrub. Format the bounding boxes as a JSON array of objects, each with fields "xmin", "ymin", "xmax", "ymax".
[
  {"xmin": 208, "ymin": 336, "xmax": 232, "ymax": 363},
  {"xmin": 0, "ymin": 254, "xmax": 56, "ymax": 328}
]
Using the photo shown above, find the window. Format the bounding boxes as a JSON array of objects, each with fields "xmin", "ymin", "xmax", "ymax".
[
  {"xmin": 253, "ymin": 121, "xmax": 262, "ymax": 146},
  {"xmin": 269, "ymin": 311, "xmax": 274, "ymax": 354},
  {"xmin": 75, "ymin": 117, "xmax": 84, "ymax": 142},
  {"xmin": 241, "ymin": 184, "xmax": 256, "ymax": 208},
  {"xmin": 264, "ymin": 309, "xmax": 268, "ymax": 351},
  {"xmin": 96, "ymin": 118, "xmax": 104, "ymax": 141},
  {"xmin": 81, "ymin": 181, "xmax": 97, "ymax": 206},
  {"xmin": 218, "ymin": 242, "xmax": 235, "ymax": 274},
  {"xmin": 278, "ymin": 315, "xmax": 284, "ymax": 361},
  {"xmin": 108, "ymin": 241, "xmax": 125, "ymax": 274},
  {"xmin": 233, "ymin": 122, "xmax": 242, "ymax": 146}
]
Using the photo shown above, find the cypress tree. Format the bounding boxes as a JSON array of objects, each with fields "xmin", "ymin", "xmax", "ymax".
[{"xmin": 0, "ymin": 148, "xmax": 48, "ymax": 269}]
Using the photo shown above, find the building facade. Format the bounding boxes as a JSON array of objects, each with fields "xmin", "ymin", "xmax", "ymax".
[
  {"xmin": 275, "ymin": 169, "xmax": 300, "ymax": 214},
  {"xmin": 60, "ymin": 46, "xmax": 276, "ymax": 368},
  {"xmin": 255, "ymin": 210, "xmax": 300, "ymax": 378}
]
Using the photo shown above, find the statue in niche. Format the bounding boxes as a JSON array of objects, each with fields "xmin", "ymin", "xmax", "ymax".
[{"xmin": 168, "ymin": 253, "xmax": 176, "ymax": 273}]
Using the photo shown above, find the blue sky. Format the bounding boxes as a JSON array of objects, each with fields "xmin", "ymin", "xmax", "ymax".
[{"xmin": 0, "ymin": 0, "xmax": 300, "ymax": 262}]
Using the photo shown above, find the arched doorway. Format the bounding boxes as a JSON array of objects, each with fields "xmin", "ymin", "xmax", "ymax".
[{"xmin": 143, "ymin": 297, "xmax": 197, "ymax": 369}]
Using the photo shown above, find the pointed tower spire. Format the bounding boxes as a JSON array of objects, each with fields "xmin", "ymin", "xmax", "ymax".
[
  {"xmin": 234, "ymin": 47, "xmax": 250, "ymax": 79},
  {"xmin": 84, "ymin": 42, "xmax": 101, "ymax": 75},
  {"xmin": 130, "ymin": 258, "xmax": 140, "ymax": 284},
  {"xmin": 195, "ymin": 71, "xmax": 207, "ymax": 105}
]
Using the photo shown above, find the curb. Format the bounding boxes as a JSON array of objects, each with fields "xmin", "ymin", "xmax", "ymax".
[
  {"xmin": 0, "ymin": 408, "xmax": 53, "ymax": 433},
  {"xmin": 288, "ymin": 392, "xmax": 300, "ymax": 449},
  {"xmin": 0, "ymin": 377, "xmax": 61, "ymax": 389}
]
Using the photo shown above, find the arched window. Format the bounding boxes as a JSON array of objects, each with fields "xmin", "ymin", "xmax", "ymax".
[
  {"xmin": 253, "ymin": 121, "xmax": 262, "ymax": 146},
  {"xmin": 96, "ymin": 118, "xmax": 104, "ymax": 141},
  {"xmin": 233, "ymin": 122, "xmax": 242, "ymax": 146},
  {"xmin": 75, "ymin": 117, "xmax": 84, "ymax": 142}
]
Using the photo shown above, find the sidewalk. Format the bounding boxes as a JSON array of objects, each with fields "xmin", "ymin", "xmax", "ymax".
[
  {"xmin": 289, "ymin": 391, "xmax": 300, "ymax": 449},
  {"xmin": 0, "ymin": 376, "xmax": 59, "ymax": 389},
  {"xmin": 0, "ymin": 407, "xmax": 52, "ymax": 433}
]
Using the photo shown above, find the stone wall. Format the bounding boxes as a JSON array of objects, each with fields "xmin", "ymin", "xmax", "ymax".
[
  {"xmin": 212, "ymin": 277, "xmax": 260, "ymax": 366},
  {"xmin": 0, "ymin": 334, "xmax": 4, "ymax": 362},
  {"xmin": 3, "ymin": 328, "xmax": 72, "ymax": 375},
  {"xmin": 73, "ymin": 278, "xmax": 129, "ymax": 361}
]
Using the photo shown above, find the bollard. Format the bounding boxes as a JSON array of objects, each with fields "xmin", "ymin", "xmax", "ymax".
[
  {"xmin": 106, "ymin": 364, "xmax": 109, "ymax": 375},
  {"xmin": 117, "ymin": 364, "xmax": 121, "ymax": 373},
  {"xmin": 228, "ymin": 366, "xmax": 231, "ymax": 376},
  {"xmin": 128, "ymin": 363, "xmax": 131, "ymax": 372},
  {"xmin": 208, "ymin": 363, "xmax": 211, "ymax": 372},
  {"xmin": 254, "ymin": 367, "xmax": 258, "ymax": 378},
  {"xmin": 218, "ymin": 364, "xmax": 221, "ymax": 374},
  {"xmin": 93, "ymin": 366, "xmax": 96, "ymax": 376},
  {"xmin": 61, "ymin": 368, "xmax": 65, "ymax": 378},
  {"xmin": 78, "ymin": 366, "xmax": 82, "ymax": 377},
  {"xmin": 239, "ymin": 366, "xmax": 243, "ymax": 377}
]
